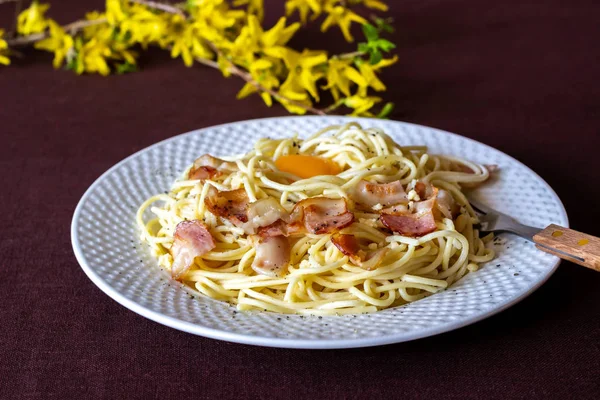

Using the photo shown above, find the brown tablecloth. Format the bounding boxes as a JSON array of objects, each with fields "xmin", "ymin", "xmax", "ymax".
[{"xmin": 1, "ymin": 1, "xmax": 599, "ymax": 398}]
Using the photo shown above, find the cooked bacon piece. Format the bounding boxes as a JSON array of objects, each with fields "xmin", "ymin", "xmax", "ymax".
[
  {"xmin": 414, "ymin": 181, "xmax": 437, "ymax": 200},
  {"xmin": 331, "ymin": 234, "xmax": 389, "ymax": 270},
  {"xmin": 381, "ymin": 183, "xmax": 437, "ymax": 237},
  {"xmin": 244, "ymin": 198, "xmax": 289, "ymax": 235},
  {"xmin": 204, "ymin": 188, "xmax": 249, "ymax": 226},
  {"xmin": 251, "ymin": 235, "xmax": 290, "ymax": 277},
  {"xmin": 413, "ymin": 183, "xmax": 458, "ymax": 220},
  {"xmin": 188, "ymin": 154, "xmax": 236, "ymax": 180},
  {"xmin": 435, "ymin": 189, "xmax": 458, "ymax": 219},
  {"xmin": 257, "ymin": 219, "xmax": 288, "ymax": 238},
  {"xmin": 331, "ymin": 234, "xmax": 362, "ymax": 264},
  {"xmin": 296, "ymin": 197, "xmax": 354, "ymax": 235},
  {"xmin": 286, "ymin": 205, "xmax": 306, "ymax": 235},
  {"xmin": 189, "ymin": 165, "xmax": 219, "ymax": 180},
  {"xmin": 351, "ymin": 180, "xmax": 408, "ymax": 210},
  {"xmin": 170, "ymin": 220, "xmax": 216, "ymax": 279},
  {"xmin": 381, "ymin": 212, "xmax": 437, "ymax": 237}
]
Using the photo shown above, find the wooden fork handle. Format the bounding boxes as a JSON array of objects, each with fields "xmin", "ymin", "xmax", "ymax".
[{"xmin": 533, "ymin": 224, "xmax": 600, "ymax": 271}]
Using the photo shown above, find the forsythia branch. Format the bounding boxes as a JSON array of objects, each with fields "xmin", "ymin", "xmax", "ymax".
[
  {"xmin": 6, "ymin": 18, "xmax": 107, "ymax": 46},
  {"xmin": 1, "ymin": 0, "xmax": 397, "ymax": 117},
  {"xmin": 130, "ymin": 0, "xmax": 185, "ymax": 17}
]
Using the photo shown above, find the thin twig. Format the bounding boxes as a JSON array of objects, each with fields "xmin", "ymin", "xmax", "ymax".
[
  {"xmin": 6, "ymin": 18, "xmax": 107, "ymax": 46},
  {"xmin": 130, "ymin": 0, "xmax": 185, "ymax": 17},
  {"xmin": 0, "ymin": 0, "xmax": 19, "ymax": 4},
  {"xmin": 323, "ymin": 99, "xmax": 345, "ymax": 113},
  {"xmin": 335, "ymin": 51, "xmax": 364, "ymax": 60}
]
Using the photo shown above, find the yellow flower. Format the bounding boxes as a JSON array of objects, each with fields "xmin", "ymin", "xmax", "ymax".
[
  {"xmin": 344, "ymin": 95, "xmax": 381, "ymax": 116},
  {"xmin": 357, "ymin": 61, "xmax": 385, "ymax": 95},
  {"xmin": 189, "ymin": 0, "xmax": 246, "ymax": 31},
  {"xmin": 233, "ymin": 0, "xmax": 264, "ymax": 21},
  {"xmin": 361, "ymin": 0, "xmax": 388, "ymax": 11},
  {"xmin": 0, "ymin": 30, "xmax": 10, "ymax": 66},
  {"xmin": 237, "ymin": 58, "xmax": 280, "ymax": 106},
  {"xmin": 274, "ymin": 48, "xmax": 327, "ymax": 101},
  {"xmin": 278, "ymin": 76, "xmax": 313, "ymax": 115},
  {"xmin": 120, "ymin": 5, "xmax": 168, "ymax": 48},
  {"xmin": 106, "ymin": 0, "xmax": 128, "ymax": 26},
  {"xmin": 217, "ymin": 54, "xmax": 232, "ymax": 77},
  {"xmin": 76, "ymin": 38, "xmax": 112, "ymax": 76},
  {"xmin": 229, "ymin": 16, "xmax": 299, "ymax": 66},
  {"xmin": 354, "ymin": 57, "xmax": 398, "ymax": 96},
  {"xmin": 34, "ymin": 20, "xmax": 74, "ymax": 69},
  {"xmin": 17, "ymin": 1, "xmax": 50, "ymax": 35},
  {"xmin": 83, "ymin": 11, "xmax": 109, "ymax": 39},
  {"xmin": 249, "ymin": 16, "xmax": 300, "ymax": 49},
  {"xmin": 323, "ymin": 58, "xmax": 366, "ymax": 101},
  {"xmin": 321, "ymin": 5, "xmax": 367, "ymax": 42},
  {"xmin": 168, "ymin": 17, "xmax": 213, "ymax": 67},
  {"xmin": 285, "ymin": 0, "xmax": 322, "ymax": 24},
  {"xmin": 372, "ymin": 55, "xmax": 398, "ymax": 70}
]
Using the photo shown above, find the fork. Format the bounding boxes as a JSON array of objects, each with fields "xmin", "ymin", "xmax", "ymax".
[{"xmin": 466, "ymin": 196, "xmax": 600, "ymax": 272}]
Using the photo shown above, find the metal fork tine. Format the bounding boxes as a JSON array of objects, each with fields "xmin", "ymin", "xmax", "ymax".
[{"xmin": 465, "ymin": 195, "xmax": 541, "ymax": 241}]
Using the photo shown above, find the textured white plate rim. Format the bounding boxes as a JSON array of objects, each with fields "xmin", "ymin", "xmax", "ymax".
[{"xmin": 71, "ymin": 116, "xmax": 569, "ymax": 349}]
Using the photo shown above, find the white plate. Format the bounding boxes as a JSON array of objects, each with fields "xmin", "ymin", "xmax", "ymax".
[{"xmin": 71, "ymin": 116, "xmax": 568, "ymax": 349}]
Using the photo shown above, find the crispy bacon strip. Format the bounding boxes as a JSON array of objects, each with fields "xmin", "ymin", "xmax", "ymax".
[
  {"xmin": 188, "ymin": 154, "xmax": 236, "ymax": 180},
  {"xmin": 380, "ymin": 182, "xmax": 439, "ymax": 237},
  {"xmin": 331, "ymin": 234, "xmax": 362, "ymax": 264},
  {"xmin": 251, "ymin": 235, "xmax": 290, "ymax": 277},
  {"xmin": 189, "ymin": 165, "xmax": 219, "ymax": 180},
  {"xmin": 381, "ymin": 212, "xmax": 437, "ymax": 237},
  {"xmin": 257, "ymin": 219, "xmax": 288, "ymax": 238},
  {"xmin": 331, "ymin": 234, "xmax": 389, "ymax": 270},
  {"xmin": 170, "ymin": 220, "xmax": 216, "ymax": 280},
  {"xmin": 296, "ymin": 197, "xmax": 354, "ymax": 235},
  {"xmin": 204, "ymin": 188, "xmax": 249, "ymax": 226},
  {"xmin": 351, "ymin": 180, "xmax": 407, "ymax": 210}
]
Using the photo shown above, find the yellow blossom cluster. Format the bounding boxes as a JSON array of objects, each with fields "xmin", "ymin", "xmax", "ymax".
[
  {"xmin": 285, "ymin": 0, "xmax": 387, "ymax": 41},
  {"xmin": 2, "ymin": 0, "xmax": 396, "ymax": 117},
  {"xmin": 0, "ymin": 29, "xmax": 10, "ymax": 66}
]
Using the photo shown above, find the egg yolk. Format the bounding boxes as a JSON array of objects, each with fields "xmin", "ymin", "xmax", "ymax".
[{"xmin": 275, "ymin": 155, "xmax": 341, "ymax": 179}]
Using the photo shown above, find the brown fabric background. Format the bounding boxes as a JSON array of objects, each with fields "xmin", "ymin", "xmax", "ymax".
[{"xmin": 1, "ymin": 1, "xmax": 599, "ymax": 399}]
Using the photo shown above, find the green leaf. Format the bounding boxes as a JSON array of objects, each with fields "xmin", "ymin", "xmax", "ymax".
[
  {"xmin": 369, "ymin": 49, "xmax": 382, "ymax": 65},
  {"xmin": 362, "ymin": 24, "xmax": 379, "ymax": 42},
  {"xmin": 374, "ymin": 17, "xmax": 394, "ymax": 34},
  {"xmin": 376, "ymin": 102, "xmax": 395, "ymax": 119},
  {"xmin": 65, "ymin": 54, "xmax": 79, "ymax": 72},
  {"xmin": 116, "ymin": 62, "xmax": 137, "ymax": 74},
  {"xmin": 375, "ymin": 39, "xmax": 396, "ymax": 52},
  {"xmin": 186, "ymin": 0, "xmax": 197, "ymax": 11},
  {"xmin": 357, "ymin": 42, "xmax": 369, "ymax": 53}
]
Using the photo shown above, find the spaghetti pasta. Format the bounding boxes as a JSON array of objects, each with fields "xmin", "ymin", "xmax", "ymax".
[{"xmin": 137, "ymin": 123, "xmax": 495, "ymax": 315}]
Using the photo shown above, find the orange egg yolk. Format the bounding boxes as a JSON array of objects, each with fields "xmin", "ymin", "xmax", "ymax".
[{"xmin": 275, "ymin": 155, "xmax": 341, "ymax": 179}]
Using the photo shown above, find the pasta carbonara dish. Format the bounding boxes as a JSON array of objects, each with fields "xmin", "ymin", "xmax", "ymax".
[{"xmin": 137, "ymin": 123, "xmax": 495, "ymax": 315}]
